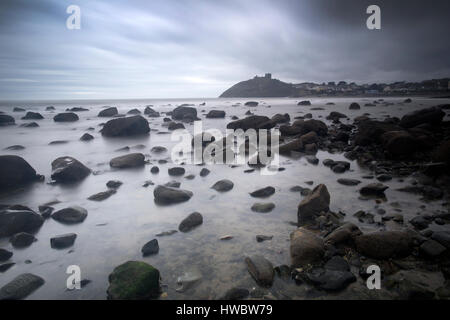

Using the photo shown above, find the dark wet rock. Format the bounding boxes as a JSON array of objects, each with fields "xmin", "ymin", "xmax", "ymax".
[
  {"xmin": 353, "ymin": 210, "xmax": 375, "ymax": 224},
  {"xmin": 88, "ymin": 189, "xmax": 116, "ymax": 201},
  {"xmin": 206, "ymin": 110, "xmax": 226, "ymax": 118},
  {"xmin": 51, "ymin": 206, "xmax": 88, "ymax": 224},
  {"xmin": 51, "ymin": 156, "xmax": 91, "ymax": 183},
  {"xmin": 49, "ymin": 140, "xmax": 68, "ymax": 145},
  {"xmin": 168, "ymin": 122, "xmax": 185, "ymax": 130},
  {"xmin": 281, "ymin": 119, "xmax": 327, "ymax": 136},
  {"xmin": 326, "ymin": 111, "xmax": 347, "ymax": 121},
  {"xmin": 156, "ymin": 230, "xmax": 177, "ymax": 237},
  {"xmin": 381, "ymin": 130, "xmax": 418, "ymax": 157},
  {"xmin": 153, "ymin": 185, "xmax": 193, "ymax": 205},
  {"xmin": 21, "ymin": 112, "xmax": 43, "ymax": 120},
  {"xmin": 184, "ymin": 174, "xmax": 195, "ymax": 180},
  {"xmin": 0, "ymin": 155, "xmax": 41, "ymax": 191},
  {"xmin": 142, "ymin": 180, "xmax": 154, "ymax": 187},
  {"xmin": 290, "ymin": 227, "xmax": 324, "ymax": 267},
  {"xmin": 38, "ymin": 205, "xmax": 53, "ymax": 219},
  {"xmin": 376, "ymin": 174, "xmax": 392, "ymax": 182},
  {"xmin": 354, "ymin": 120, "xmax": 401, "ymax": 146},
  {"xmin": 250, "ymin": 186, "xmax": 275, "ymax": 198},
  {"xmin": 141, "ymin": 239, "xmax": 159, "ymax": 256},
  {"xmin": 433, "ymin": 140, "xmax": 450, "ymax": 166},
  {"xmin": 53, "ymin": 112, "xmax": 79, "ymax": 122},
  {"xmin": 168, "ymin": 167, "xmax": 185, "ymax": 176},
  {"xmin": 66, "ymin": 107, "xmax": 88, "ymax": 112},
  {"xmin": 110, "ymin": 153, "xmax": 145, "ymax": 169},
  {"xmin": 172, "ymin": 106, "xmax": 197, "ymax": 121},
  {"xmin": 10, "ymin": 232, "xmax": 36, "ymax": 248},
  {"xmin": 244, "ymin": 101, "xmax": 259, "ymax": 107},
  {"xmin": 245, "ymin": 255, "xmax": 274, "ymax": 287},
  {"xmin": 106, "ymin": 180, "xmax": 122, "ymax": 189},
  {"xmin": 164, "ymin": 181, "xmax": 180, "ymax": 188},
  {"xmin": 322, "ymin": 159, "xmax": 335, "ymax": 167},
  {"xmin": 304, "ymin": 267, "xmax": 356, "ymax": 291},
  {"xmin": 386, "ymin": 270, "xmax": 437, "ymax": 299},
  {"xmin": 107, "ymin": 261, "xmax": 160, "ymax": 300},
  {"xmin": 50, "ymin": 233, "xmax": 77, "ymax": 249},
  {"xmin": 150, "ymin": 166, "xmax": 159, "ymax": 174},
  {"xmin": 0, "ymin": 114, "xmax": 15, "ymax": 126},
  {"xmin": 151, "ymin": 146, "xmax": 167, "ymax": 153},
  {"xmin": 0, "ymin": 208, "xmax": 44, "ymax": 237},
  {"xmin": 127, "ymin": 108, "xmax": 141, "ymax": 115},
  {"xmin": 4, "ymin": 145, "xmax": 25, "ymax": 151},
  {"xmin": 271, "ymin": 113, "xmax": 290, "ymax": 124},
  {"xmin": 399, "ymin": 106, "xmax": 445, "ymax": 128},
  {"xmin": 13, "ymin": 107, "xmax": 25, "ymax": 112},
  {"xmin": 305, "ymin": 155, "xmax": 319, "ymax": 165},
  {"xmin": 297, "ymin": 184, "xmax": 330, "ymax": 225},
  {"xmin": 359, "ymin": 183, "xmax": 388, "ymax": 196},
  {"xmin": 251, "ymin": 202, "xmax": 275, "ymax": 213},
  {"xmin": 221, "ymin": 287, "xmax": 250, "ymax": 300},
  {"xmin": 199, "ymin": 168, "xmax": 210, "ymax": 177},
  {"xmin": 80, "ymin": 133, "xmax": 94, "ymax": 141},
  {"xmin": 419, "ymin": 239, "xmax": 446, "ymax": 258},
  {"xmin": 101, "ymin": 115, "xmax": 150, "ymax": 137},
  {"xmin": 349, "ymin": 102, "xmax": 361, "ymax": 110},
  {"xmin": 211, "ymin": 179, "xmax": 234, "ymax": 192},
  {"xmin": 337, "ymin": 178, "xmax": 361, "ymax": 186},
  {"xmin": 0, "ymin": 249, "xmax": 13, "ymax": 262},
  {"xmin": 98, "ymin": 107, "xmax": 118, "ymax": 117},
  {"xmin": 355, "ymin": 231, "xmax": 413, "ymax": 259},
  {"xmin": 144, "ymin": 106, "xmax": 160, "ymax": 117},
  {"xmin": 431, "ymin": 231, "xmax": 450, "ymax": 249},
  {"xmin": 0, "ymin": 262, "xmax": 15, "ymax": 273},
  {"xmin": 298, "ymin": 100, "xmax": 311, "ymax": 106},
  {"xmin": 409, "ymin": 216, "xmax": 430, "ymax": 230},
  {"xmin": 227, "ymin": 115, "xmax": 275, "ymax": 131},
  {"xmin": 0, "ymin": 273, "xmax": 45, "ymax": 300},
  {"xmin": 256, "ymin": 235, "xmax": 273, "ymax": 242},
  {"xmin": 179, "ymin": 212, "xmax": 203, "ymax": 232},
  {"xmin": 324, "ymin": 256, "xmax": 350, "ymax": 272}
]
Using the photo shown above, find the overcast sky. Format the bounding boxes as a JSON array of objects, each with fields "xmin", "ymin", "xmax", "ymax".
[{"xmin": 0, "ymin": 0, "xmax": 449, "ymax": 100}]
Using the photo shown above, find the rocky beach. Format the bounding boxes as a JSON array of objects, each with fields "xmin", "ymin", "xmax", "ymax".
[{"xmin": 1, "ymin": 97, "xmax": 450, "ymax": 300}]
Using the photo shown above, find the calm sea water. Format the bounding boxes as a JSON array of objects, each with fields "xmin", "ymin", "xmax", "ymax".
[{"xmin": 0, "ymin": 97, "xmax": 449, "ymax": 299}]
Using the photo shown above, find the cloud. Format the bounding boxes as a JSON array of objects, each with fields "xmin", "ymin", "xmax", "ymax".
[{"xmin": 0, "ymin": 0, "xmax": 449, "ymax": 100}]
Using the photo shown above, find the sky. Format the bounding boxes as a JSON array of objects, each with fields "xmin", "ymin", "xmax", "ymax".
[{"xmin": 0, "ymin": 0, "xmax": 449, "ymax": 100}]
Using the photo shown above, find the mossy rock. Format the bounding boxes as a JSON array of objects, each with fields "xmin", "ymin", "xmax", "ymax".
[{"xmin": 107, "ymin": 261, "xmax": 160, "ymax": 300}]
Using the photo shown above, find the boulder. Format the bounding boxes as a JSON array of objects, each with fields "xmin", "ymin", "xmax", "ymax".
[
  {"xmin": 349, "ymin": 103, "xmax": 361, "ymax": 110},
  {"xmin": 304, "ymin": 268, "xmax": 356, "ymax": 291},
  {"xmin": 172, "ymin": 106, "xmax": 197, "ymax": 121},
  {"xmin": 53, "ymin": 112, "xmax": 79, "ymax": 122},
  {"xmin": 144, "ymin": 106, "xmax": 160, "ymax": 117},
  {"xmin": 10, "ymin": 232, "xmax": 36, "ymax": 248},
  {"xmin": 50, "ymin": 233, "xmax": 77, "ymax": 249},
  {"xmin": 80, "ymin": 133, "xmax": 94, "ymax": 141},
  {"xmin": 179, "ymin": 212, "xmax": 203, "ymax": 232},
  {"xmin": 98, "ymin": 107, "xmax": 118, "ymax": 117},
  {"xmin": 0, "ymin": 273, "xmax": 45, "ymax": 300},
  {"xmin": 0, "ymin": 208, "xmax": 44, "ymax": 237},
  {"xmin": 381, "ymin": 131, "xmax": 418, "ymax": 156},
  {"xmin": 51, "ymin": 156, "xmax": 91, "ymax": 183},
  {"xmin": 399, "ymin": 106, "xmax": 445, "ymax": 128},
  {"xmin": 354, "ymin": 120, "xmax": 401, "ymax": 146},
  {"xmin": 419, "ymin": 240, "xmax": 446, "ymax": 258},
  {"xmin": 206, "ymin": 110, "xmax": 225, "ymax": 118},
  {"xmin": 51, "ymin": 206, "xmax": 88, "ymax": 224},
  {"xmin": 0, "ymin": 155, "xmax": 40, "ymax": 191},
  {"xmin": 168, "ymin": 122, "xmax": 185, "ymax": 130},
  {"xmin": 359, "ymin": 183, "xmax": 388, "ymax": 196},
  {"xmin": 127, "ymin": 108, "xmax": 141, "ymax": 115},
  {"xmin": 271, "ymin": 113, "xmax": 290, "ymax": 124},
  {"xmin": 101, "ymin": 115, "xmax": 150, "ymax": 137},
  {"xmin": 291, "ymin": 119, "xmax": 328, "ymax": 136},
  {"xmin": 326, "ymin": 111, "xmax": 347, "ymax": 121},
  {"xmin": 355, "ymin": 231, "xmax": 413, "ymax": 259},
  {"xmin": 153, "ymin": 185, "xmax": 193, "ymax": 205},
  {"xmin": 244, "ymin": 101, "xmax": 259, "ymax": 107},
  {"xmin": 251, "ymin": 202, "xmax": 275, "ymax": 213},
  {"xmin": 245, "ymin": 255, "xmax": 274, "ymax": 287},
  {"xmin": 226, "ymin": 115, "xmax": 275, "ymax": 130},
  {"xmin": 324, "ymin": 223, "xmax": 362, "ymax": 247},
  {"xmin": 0, "ymin": 115, "xmax": 15, "ymax": 126},
  {"xmin": 290, "ymin": 227, "xmax": 325, "ymax": 267},
  {"xmin": 211, "ymin": 179, "xmax": 234, "ymax": 192},
  {"xmin": 107, "ymin": 261, "xmax": 160, "ymax": 300},
  {"xmin": 337, "ymin": 178, "xmax": 361, "ymax": 186},
  {"xmin": 110, "ymin": 153, "xmax": 145, "ymax": 169},
  {"xmin": 141, "ymin": 239, "xmax": 159, "ymax": 256},
  {"xmin": 249, "ymin": 186, "xmax": 275, "ymax": 198},
  {"xmin": 21, "ymin": 112, "xmax": 43, "ymax": 120},
  {"xmin": 297, "ymin": 184, "xmax": 330, "ymax": 225},
  {"xmin": 199, "ymin": 168, "xmax": 210, "ymax": 177},
  {"xmin": 168, "ymin": 167, "xmax": 185, "ymax": 176},
  {"xmin": 433, "ymin": 140, "xmax": 450, "ymax": 166},
  {"xmin": 0, "ymin": 249, "xmax": 13, "ymax": 262},
  {"xmin": 298, "ymin": 100, "xmax": 311, "ymax": 106}
]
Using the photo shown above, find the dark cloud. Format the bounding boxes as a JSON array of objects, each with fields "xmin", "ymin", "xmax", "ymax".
[{"xmin": 0, "ymin": 0, "xmax": 449, "ymax": 99}]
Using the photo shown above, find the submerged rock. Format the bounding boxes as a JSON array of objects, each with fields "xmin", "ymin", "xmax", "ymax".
[
  {"xmin": 110, "ymin": 153, "xmax": 145, "ymax": 169},
  {"xmin": 249, "ymin": 186, "xmax": 275, "ymax": 198},
  {"xmin": 199, "ymin": 168, "xmax": 210, "ymax": 177},
  {"xmin": 153, "ymin": 185, "xmax": 193, "ymax": 205},
  {"xmin": 211, "ymin": 179, "xmax": 234, "ymax": 192},
  {"xmin": 107, "ymin": 261, "xmax": 160, "ymax": 300},
  {"xmin": 98, "ymin": 107, "xmax": 118, "ymax": 117},
  {"xmin": 0, "ymin": 114, "xmax": 15, "ymax": 126},
  {"xmin": 0, "ymin": 249, "xmax": 13, "ymax": 262},
  {"xmin": 0, "ymin": 155, "xmax": 41, "ymax": 191},
  {"xmin": 10, "ymin": 232, "xmax": 36, "ymax": 248},
  {"xmin": 337, "ymin": 178, "xmax": 361, "ymax": 186},
  {"xmin": 168, "ymin": 167, "xmax": 185, "ymax": 176},
  {"xmin": 206, "ymin": 110, "xmax": 226, "ymax": 118},
  {"xmin": 106, "ymin": 180, "xmax": 123, "ymax": 189},
  {"xmin": 88, "ymin": 189, "xmax": 116, "ymax": 201},
  {"xmin": 355, "ymin": 231, "xmax": 413, "ymax": 259},
  {"xmin": 359, "ymin": 183, "xmax": 388, "ymax": 196},
  {"xmin": 51, "ymin": 206, "xmax": 88, "ymax": 224},
  {"xmin": 245, "ymin": 255, "xmax": 274, "ymax": 287},
  {"xmin": 0, "ymin": 273, "xmax": 45, "ymax": 300},
  {"xmin": 50, "ymin": 156, "xmax": 91, "ymax": 183},
  {"xmin": 53, "ymin": 112, "xmax": 79, "ymax": 122},
  {"xmin": 22, "ymin": 112, "xmax": 43, "ymax": 120},
  {"xmin": 80, "ymin": 133, "xmax": 94, "ymax": 141},
  {"xmin": 251, "ymin": 202, "xmax": 275, "ymax": 213},
  {"xmin": 179, "ymin": 212, "xmax": 203, "ymax": 232}
]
